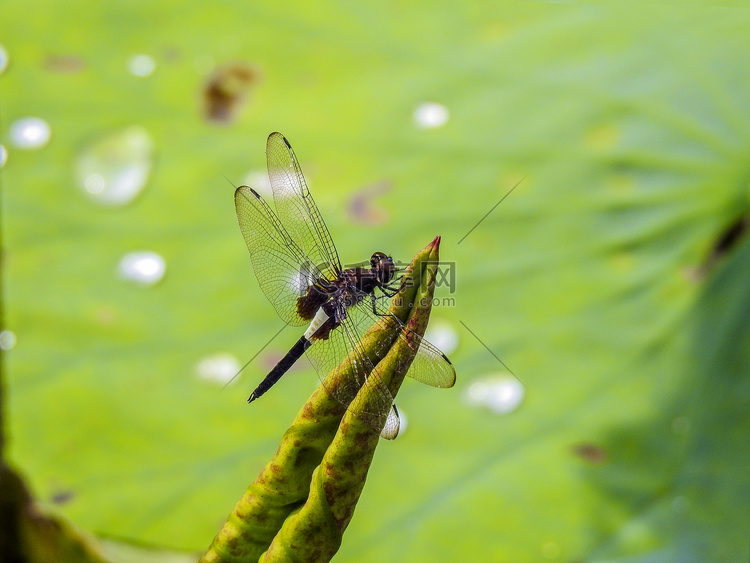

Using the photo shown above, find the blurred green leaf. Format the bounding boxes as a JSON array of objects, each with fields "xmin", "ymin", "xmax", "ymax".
[{"xmin": 3, "ymin": 2, "xmax": 750, "ymax": 562}]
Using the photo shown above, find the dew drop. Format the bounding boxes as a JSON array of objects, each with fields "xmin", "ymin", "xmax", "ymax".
[
  {"xmin": 10, "ymin": 117, "xmax": 51, "ymax": 149},
  {"xmin": 0, "ymin": 144, "xmax": 7, "ymax": 168},
  {"xmin": 128, "ymin": 54, "xmax": 155, "ymax": 77},
  {"xmin": 414, "ymin": 102, "xmax": 449, "ymax": 129},
  {"xmin": 0, "ymin": 43, "xmax": 8, "ymax": 75},
  {"xmin": 424, "ymin": 319, "xmax": 458, "ymax": 355},
  {"xmin": 465, "ymin": 373, "xmax": 524, "ymax": 415},
  {"xmin": 118, "ymin": 251, "xmax": 165, "ymax": 285},
  {"xmin": 84, "ymin": 174, "xmax": 105, "ymax": 194},
  {"xmin": 196, "ymin": 353, "xmax": 242, "ymax": 385},
  {"xmin": 76, "ymin": 126, "xmax": 153, "ymax": 206},
  {"xmin": 0, "ymin": 330, "xmax": 17, "ymax": 350}
]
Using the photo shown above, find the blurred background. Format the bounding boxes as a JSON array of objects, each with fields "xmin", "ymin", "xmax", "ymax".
[{"xmin": 2, "ymin": 2, "xmax": 750, "ymax": 562}]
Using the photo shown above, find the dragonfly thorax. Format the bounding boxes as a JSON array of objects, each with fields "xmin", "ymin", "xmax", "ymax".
[{"xmin": 299, "ymin": 253, "xmax": 394, "ymax": 338}]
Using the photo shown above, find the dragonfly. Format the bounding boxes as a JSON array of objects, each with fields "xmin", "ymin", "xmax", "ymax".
[{"xmin": 234, "ymin": 132, "xmax": 456, "ymax": 438}]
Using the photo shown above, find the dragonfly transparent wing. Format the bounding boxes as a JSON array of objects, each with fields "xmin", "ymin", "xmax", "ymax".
[
  {"xmin": 235, "ymin": 186, "xmax": 326, "ymax": 327},
  {"xmin": 380, "ymin": 404, "xmax": 401, "ymax": 440},
  {"xmin": 348, "ymin": 297, "xmax": 457, "ymax": 388},
  {"xmin": 266, "ymin": 132, "xmax": 342, "ymax": 282},
  {"xmin": 396, "ymin": 328, "xmax": 456, "ymax": 388}
]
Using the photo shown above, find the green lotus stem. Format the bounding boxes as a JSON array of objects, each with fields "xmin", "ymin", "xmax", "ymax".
[{"xmin": 200, "ymin": 236, "xmax": 442, "ymax": 563}]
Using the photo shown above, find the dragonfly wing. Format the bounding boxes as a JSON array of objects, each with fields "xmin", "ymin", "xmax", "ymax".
[
  {"xmin": 234, "ymin": 186, "xmax": 324, "ymax": 327},
  {"xmin": 380, "ymin": 404, "xmax": 400, "ymax": 440},
  {"xmin": 265, "ymin": 132, "xmax": 342, "ymax": 282},
  {"xmin": 399, "ymin": 330, "xmax": 457, "ymax": 388}
]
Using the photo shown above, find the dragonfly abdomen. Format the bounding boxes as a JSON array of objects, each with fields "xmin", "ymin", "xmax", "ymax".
[
  {"xmin": 247, "ymin": 336, "xmax": 311, "ymax": 403},
  {"xmin": 304, "ymin": 305, "xmax": 338, "ymax": 341}
]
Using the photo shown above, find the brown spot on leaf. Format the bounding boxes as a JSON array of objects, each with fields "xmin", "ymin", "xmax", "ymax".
[
  {"xmin": 347, "ymin": 180, "xmax": 392, "ymax": 226},
  {"xmin": 93, "ymin": 305, "xmax": 117, "ymax": 327},
  {"xmin": 50, "ymin": 490, "xmax": 75, "ymax": 504},
  {"xmin": 203, "ymin": 61, "xmax": 260, "ymax": 124},
  {"xmin": 161, "ymin": 46, "xmax": 182, "ymax": 64},
  {"xmin": 44, "ymin": 55, "xmax": 86, "ymax": 73},
  {"xmin": 571, "ymin": 443, "xmax": 608, "ymax": 464}
]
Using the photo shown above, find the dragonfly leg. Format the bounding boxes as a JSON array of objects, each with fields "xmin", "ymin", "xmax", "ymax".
[{"xmin": 370, "ymin": 292, "xmax": 392, "ymax": 317}]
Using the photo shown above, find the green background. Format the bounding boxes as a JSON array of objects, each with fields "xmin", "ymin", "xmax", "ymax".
[{"xmin": 2, "ymin": 2, "xmax": 750, "ymax": 561}]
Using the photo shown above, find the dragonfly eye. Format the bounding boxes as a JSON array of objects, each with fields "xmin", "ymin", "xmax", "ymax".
[
  {"xmin": 370, "ymin": 252, "xmax": 395, "ymax": 284},
  {"xmin": 385, "ymin": 256, "xmax": 396, "ymax": 283}
]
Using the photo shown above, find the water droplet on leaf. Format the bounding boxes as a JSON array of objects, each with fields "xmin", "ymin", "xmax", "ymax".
[
  {"xmin": 128, "ymin": 54, "xmax": 155, "ymax": 77},
  {"xmin": 196, "ymin": 353, "xmax": 242, "ymax": 385},
  {"xmin": 0, "ymin": 330, "xmax": 17, "ymax": 350},
  {"xmin": 465, "ymin": 373, "xmax": 524, "ymax": 414},
  {"xmin": 0, "ymin": 44, "xmax": 8, "ymax": 74},
  {"xmin": 424, "ymin": 319, "xmax": 459, "ymax": 355},
  {"xmin": 10, "ymin": 117, "xmax": 51, "ymax": 149},
  {"xmin": 414, "ymin": 102, "xmax": 449, "ymax": 129},
  {"xmin": 76, "ymin": 126, "xmax": 154, "ymax": 206},
  {"xmin": 118, "ymin": 251, "xmax": 165, "ymax": 285}
]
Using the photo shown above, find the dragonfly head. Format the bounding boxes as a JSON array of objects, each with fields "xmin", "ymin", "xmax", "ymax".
[{"xmin": 371, "ymin": 252, "xmax": 395, "ymax": 285}]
